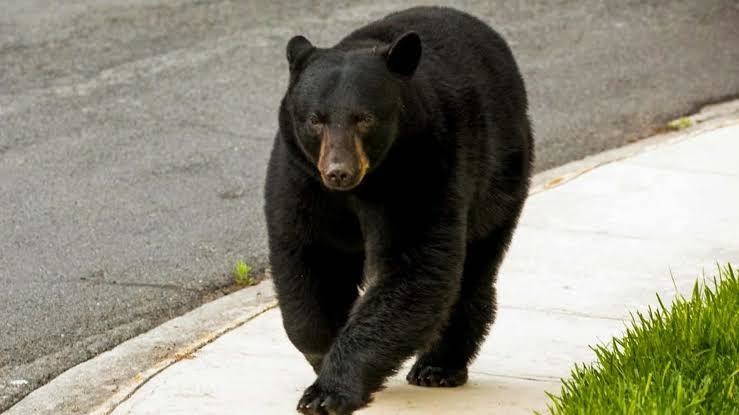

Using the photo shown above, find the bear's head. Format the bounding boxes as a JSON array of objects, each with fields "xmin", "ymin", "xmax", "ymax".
[{"xmin": 281, "ymin": 32, "xmax": 422, "ymax": 191}]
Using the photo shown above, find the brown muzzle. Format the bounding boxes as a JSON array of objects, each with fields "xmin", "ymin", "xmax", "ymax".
[{"xmin": 317, "ymin": 127, "xmax": 370, "ymax": 191}]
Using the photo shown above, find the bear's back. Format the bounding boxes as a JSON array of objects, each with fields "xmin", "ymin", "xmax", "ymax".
[{"xmin": 340, "ymin": 7, "xmax": 520, "ymax": 95}]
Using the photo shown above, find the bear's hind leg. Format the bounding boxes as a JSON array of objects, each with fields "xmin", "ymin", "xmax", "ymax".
[{"xmin": 406, "ymin": 223, "xmax": 516, "ymax": 387}]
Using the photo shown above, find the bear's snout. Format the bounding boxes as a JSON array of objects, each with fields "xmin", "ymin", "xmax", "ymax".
[
  {"xmin": 325, "ymin": 162, "xmax": 355, "ymax": 190},
  {"xmin": 317, "ymin": 128, "xmax": 370, "ymax": 191}
]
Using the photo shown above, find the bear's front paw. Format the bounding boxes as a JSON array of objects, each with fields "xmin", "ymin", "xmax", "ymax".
[{"xmin": 297, "ymin": 380, "xmax": 369, "ymax": 415}]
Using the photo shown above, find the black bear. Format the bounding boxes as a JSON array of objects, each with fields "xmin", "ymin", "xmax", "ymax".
[{"xmin": 265, "ymin": 6, "xmax": 533, "ymax": 414}]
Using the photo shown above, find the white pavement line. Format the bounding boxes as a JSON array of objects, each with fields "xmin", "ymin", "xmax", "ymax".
[
  {"xmin": 499, "ymin": 304, "xmax": 624, "ymax": 321},
  {"xmin": 467, "ymin": 371, "xmax": 561, "ymax": 383}
]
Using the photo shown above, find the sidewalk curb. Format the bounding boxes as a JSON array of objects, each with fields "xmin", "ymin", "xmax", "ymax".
[
  {"xmin": 5, "ymin": 284, "xmax": 277, "ymax": 415},
  {"xmin": 530, "ymin": 100, "xmax": 739, "ymax": 194},
  {"xmin": 91, "ymin": 298, "xmax": 277, "ymax": 415},
  {"xmin": 6, "ymin": 100, "xmax": 738, "ymax": 415}
]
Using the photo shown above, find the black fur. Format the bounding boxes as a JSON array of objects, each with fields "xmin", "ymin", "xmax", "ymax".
[{"xmin": 265, "ymin": 6, "xmax": 533, "ymax": 414}]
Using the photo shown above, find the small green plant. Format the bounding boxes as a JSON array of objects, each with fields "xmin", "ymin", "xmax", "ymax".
[
  {"xmin": 667, "ymin": 116, "xmax": 693, "ymax": 131},
  {"xmin": 232, "ymin": 260, "xmax": 254, "ymax": 285}
]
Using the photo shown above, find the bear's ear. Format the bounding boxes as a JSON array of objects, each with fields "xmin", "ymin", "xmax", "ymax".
[
  {"xmin": 385, "ymin": 31, "xmax": 422, "ymax": 77},
  {"xmin": 286, "ymin": 35, "xmax": 314, "ymax": 70}
]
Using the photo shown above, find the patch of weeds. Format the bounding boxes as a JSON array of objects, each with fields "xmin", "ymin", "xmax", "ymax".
[
  {"xmin": 667, "ymin": 117, "xmax": 693, "ymax": 131},
  {"xmin": 232, "ymin": 260, "xmax": 255, "ymax": 286},
  {"xmin": 544, "ymin": 264, "xmax": 739, "ymax": 414}
]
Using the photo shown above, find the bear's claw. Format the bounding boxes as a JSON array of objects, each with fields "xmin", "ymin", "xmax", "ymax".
[
  {"xmin": 297, "ymin": 382, "xmax": 367, "ymax": 415},
  {"xmin": 406, "ymin": 364, "xmax": 468, "ymax": 388}
]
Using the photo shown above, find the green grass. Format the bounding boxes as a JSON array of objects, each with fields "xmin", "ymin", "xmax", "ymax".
[
  {"xmin": 232, "ymin": 260, "xmax": 255, "ymax": 286},
  {"xmin": 545, "ymin": 264, "xmax": 739, "ymax": 415}
]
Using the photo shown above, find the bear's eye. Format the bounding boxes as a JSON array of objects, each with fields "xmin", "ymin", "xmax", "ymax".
[
  {"xmin": 307, "ymin": 113, "xmax": 323, "ymax": 127},
  {"xmin": 354, "ymin": 113, "xmax": 375, "ymax": 129}
]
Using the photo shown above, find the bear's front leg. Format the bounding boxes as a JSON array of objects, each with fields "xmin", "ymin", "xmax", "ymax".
[
  {"xmin": 297, "ymin": 216, "xmax": 465, "ymax": 415},
  {"xmin": 272, "ymin": 243, "xmax": 364, "ymax": 373}
]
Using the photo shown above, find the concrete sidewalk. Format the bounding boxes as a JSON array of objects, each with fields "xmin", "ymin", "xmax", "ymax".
[{"xmin": 103, "ymin": 120, "xmax": 739, "ymax": 414}]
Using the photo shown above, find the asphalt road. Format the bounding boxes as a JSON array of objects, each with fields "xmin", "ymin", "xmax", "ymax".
[{"xmin": 1, "ymin": 0, "xmax": 737, "ymax": 410}]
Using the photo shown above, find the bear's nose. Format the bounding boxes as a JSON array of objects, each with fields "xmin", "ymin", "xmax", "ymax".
[{"xmin": 326, "ymin": 164, "xmax": 352, "ymax": 188}]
